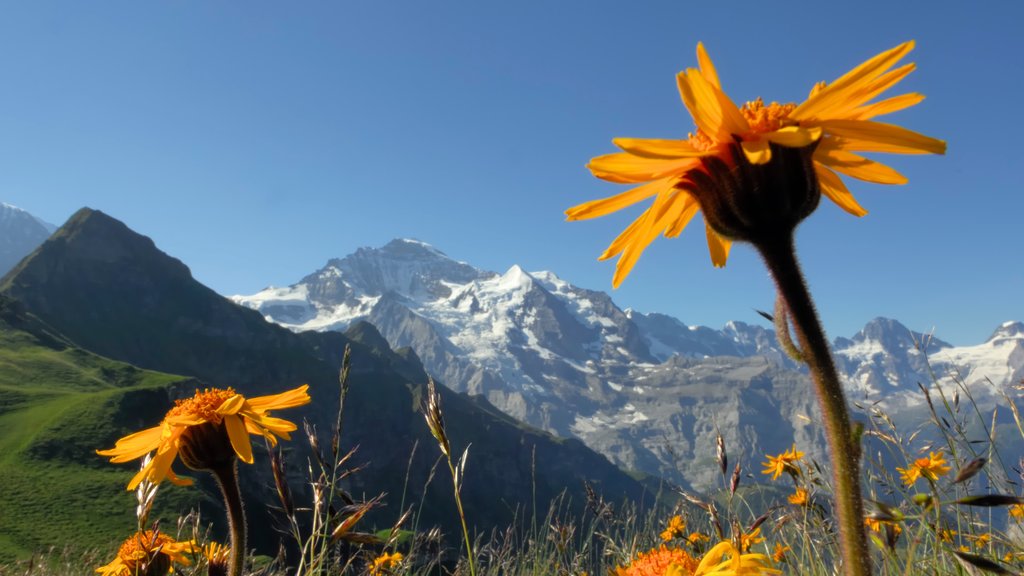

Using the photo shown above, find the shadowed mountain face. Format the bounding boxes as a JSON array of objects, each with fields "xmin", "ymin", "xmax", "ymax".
[{"xmin": 0, "ymin": 208, "xmax": 649, "ymax": 556}]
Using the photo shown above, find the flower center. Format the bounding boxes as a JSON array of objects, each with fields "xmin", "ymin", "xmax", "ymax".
[
  {"xmin": 741, "ymin": 98, "xmax": 798, "ymax": 133},
  {"xmin": 167, "ymin": 388, "xmax": 236, "ymax": 423},
  {"xmin": 118, "ymin": 530, "xmax": 174, "ymax": 563},
  {"xmin": 686, "ymin": 97, "xmax": 798, "ymax": 152}
]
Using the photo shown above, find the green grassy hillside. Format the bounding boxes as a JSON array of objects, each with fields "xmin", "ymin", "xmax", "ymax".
[{"xmin": 0, "ymin": 297, "xmax": 198, "ymax": 563}]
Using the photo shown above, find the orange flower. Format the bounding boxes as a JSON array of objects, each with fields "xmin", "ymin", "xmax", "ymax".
[
  {"xmin": 896, "ymin": 451, "xmax": 951, "ymax": 486},
  {"xmin": 568, "ymin": 41, "xmax": 944, "ymax": 287},
  {"xmin": 761, "ymin": 444, "xmax": 804, "ymax": 481},
  {"xmin": 369, "ymin": 551, "xmax": 404, "ymax": 576},
  {"xmin": 95, "ymin": 530, "xmax": 192, "ymax": 576},
  {"xmin": 616, "ymin": 543, "xmax": 779, "ymax": 576},
  {"xmin": 771, "ymin": 543, "xmax": 791, "ymax": 564},
  {"xmin": 97, "ymin": 385, "xmax": 310, "ymax": 489},
  {"xmin": 661, "ymin": 515, "xmax": 687, "ymax": 541},
  {"xmin": 787, "ymin": 487, "xmax": 809, "ymax": 506}
]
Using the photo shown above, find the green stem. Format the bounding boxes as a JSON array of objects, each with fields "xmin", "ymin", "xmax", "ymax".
[
  {"xmin": 211, "ymin": 463, "xmax": 247, "ymax": 576},
  {"xmin": 756, "ymin": 233, "xmax": 871, "ymax": 576},
  {"xmin": 446, "ymin": 458, "xmax": 476, "ymax": 576}
]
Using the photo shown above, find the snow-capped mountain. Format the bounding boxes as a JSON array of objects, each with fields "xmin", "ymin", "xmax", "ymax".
[
  {"xmin": 233, "ymin": 239, "xmax": 1023, "ymax": 487},
  {"xmin": 0, "ymin": 203, "xmax": 56, "ymax": 277}
]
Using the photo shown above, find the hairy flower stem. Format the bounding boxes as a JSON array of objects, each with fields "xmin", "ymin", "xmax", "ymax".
[
  {"xmin": 211, "ymin": 463, "xmax": 247, "ymax": 576},
  {"xmin": 756, "ymin": 233, "xmax": 870, "ymax": 576}
]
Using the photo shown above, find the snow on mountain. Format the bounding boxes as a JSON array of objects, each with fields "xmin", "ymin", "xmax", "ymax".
[
  {"xmin": 233, "ymin": 239, "xmax": 1021, "ymax": 487},
  {"xmin": 0, "ymin": 203, "xmax": 57, "ymax": 276}
]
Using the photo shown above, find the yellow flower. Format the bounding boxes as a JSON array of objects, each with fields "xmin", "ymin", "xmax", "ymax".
[
  {"xmin": 787, "ymin": 487, "xmax": 809, "ymax": 506},
  {"xmin": 97, "ymin": 385, "xmax": 311, "ymax": 489},
  {"xmin": 201, "ymin": 542, "xmax": 231, "ymax": 576},
  {"xmin": 939, "ymin": 529, "xmax": 957, "ymax": 544},
  {"xmin": 369, "ymin": 551, "xmax": 404, "ymax": 576},
  {"xmin": 661, "ymin": 515, "xmax": 687, "ymax": 541},
  {"xmin": 761, "ymin": 445, "xmax": 804, "ymax": 481},
  {"xmin": 739, "ymin": 527, "xmax": 765, "ymax": 553},
  {"xmin": 971, "ymin": 533, "xmax": 992, "ymax": 549},
  {"xmin": 687, "ymin": 532, "xmax": 711, "ymax": 546},
  {"xmin": 896, "ymin": 451, "xmax": 951, "ymax": 486},
  {"xmin": 95, "ymin": 530, "xmax": 192, "ymax": 576},
  {"xmin": 568, "ymin": 41, "xmax": 944, "ymax": 287},
  {"xmin": 864, "ymin": 517, "xmax": 902, "ymax": 536},
  {"xmin": 771, "ymin": 543, "xmax": 790, "ymax": 564},
  {"xmin": 617, "ymin": 543, "xmax": 779, "ymax": 576},
  {"xmin": 1010, "ymin": 504, "xmax": 1024, "ymax": 521}
]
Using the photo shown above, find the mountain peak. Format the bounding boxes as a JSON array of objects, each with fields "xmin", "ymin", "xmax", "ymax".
[{"xmin": 989, "ymin": 321, "xmax": 1024, "ymax": 341}]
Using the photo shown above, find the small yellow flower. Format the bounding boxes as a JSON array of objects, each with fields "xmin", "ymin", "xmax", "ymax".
[
  {"xmin": 896, "ymin": 451, "xmax": 951, "ymax": 486},
  {"xmin": 97, "ymin": 385, "xmax": 311, "ymax": 489},
  {"xmin": 1010, "ymin": 504, "xmax": 1024, "ymax": 521},
  {"xmin": 661, "ymin": 515, "xmax": 687, "ymax": 541},
  {"xmin": 761, "ymin": 445, "xmax": 803, "ymax": 481},
  {"xmin": 569, "ymin": 41, "xmax": 945, "ymax": 287},
  {"xmin": 864, "ymin": 517, "xmax": 902, "ymax": 536},
  {"xmin": 971, "ymin": 533, "xmax": 992, "ymax": 549},
  {"xmin": 201, "ymin": 542, "xmax": 231, "ymax": 576},
  {"xmin": 369, "ymin": 551, "xmax": 403, "ymax": 576},
  {"xmin": 771, "ymin": 543, "xmax": 791, "ymax": 564},
  {"xmin": 939, "ymin": 529, "xmax": 957, "ymax": 544},
  {"xmin": 739, "ymin": 527, "xmax": 765, "ymax": 553},
  {"xmin": 787, "ymin": 487, "xmax": 809, "ymax": 506},
  {"xmin": 687, "ymin": 532, "xmax": 710, "ymax": 546},
  {"xmin": 95, "ymin": 530, "xmax": 193, "ymax": 576}
]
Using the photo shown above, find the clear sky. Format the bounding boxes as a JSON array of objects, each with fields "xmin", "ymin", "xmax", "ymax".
[{"xmin": 1, "ymin": 2, "xmax": 1020, "ymax": 345}]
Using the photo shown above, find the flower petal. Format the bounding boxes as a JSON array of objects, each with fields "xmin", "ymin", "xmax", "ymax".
[
  {"xmin": 763, "ymin": 125, "xmax": 822, "ymax": 147},
  {"xmin": 224, "ymin": 414, "xmax": 254, "ymax": 464},
  {"xmin": 613, "ymin": 137, "xmax": 706, "ymax": 159},
  {"xmin": 820, "ymin": 63, "xmax": 917, "ymax": 120},
  {"xmin": 588, "ymin": 153, "xmax": 700, "ymax": 184},
  {"xmin": 741, "ymin": 139, "xmax": 772, "ymax": 164},
  {"xmin": 664, "ymin": 192, "xmax": 699, "ymax": 237},
  {"xmin": 128, "ymin": 447, "xmax": 177, "ymax": 491},
  {"xmin": 791, "ymin": 41, "xmax": 915, "ymax": 121},
  {"xmin": 566, "ymin": 178, "xmax": 675, "ymax": 221},
  {"xmin": 598, "ymin": 209, "xmax": 649, "ymax": 261},
  {"xmin": 611, "ymin": 189, "xmax": 686, "ymax": 288},
  {"xmin": 850, "ymin": 92, "xmax": 926, "ymax": 121},
  {"xmin": 816, "ymin": 147, "xmax": 907, "ymax": 184},
  {"xmin": 814, "ymin": 164, "xmax": 869, "ymax": 217},
  {"xmin": 215, "ymin": 394, "xmax": 246, "ymax": 416},
  {"xmin": 96, "ymin": 425, "xmax": 163, "ymax": 462},
  {"xmin": 696, "ymin": 42, "xmax": 721, "ymax": 89},
  {"xmin": 247, "ymin": 384, "xmax": 311, "ymax": 411},
  {"xmin": 818, "ymin": 119, "xmax": 946, "ymax": 155},
  {"xmin": 677, "ymin": 69, "xmax": 748, "ymax": 141},
  {"xmin": 704, "ymin": 222, "xmax": 731, "ymax": 267}
]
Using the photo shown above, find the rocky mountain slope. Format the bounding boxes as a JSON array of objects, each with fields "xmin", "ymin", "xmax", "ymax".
[{"xmin": 234, "ymin": 239, "xmax": 1023, "ymax": 488}]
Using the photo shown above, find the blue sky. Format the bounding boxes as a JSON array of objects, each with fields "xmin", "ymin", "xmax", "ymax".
[{"xmin": 1, "ymin": 2, "xmax": 1020, "ymax": 345}]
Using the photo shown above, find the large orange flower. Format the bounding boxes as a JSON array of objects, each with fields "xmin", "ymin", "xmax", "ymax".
[
  {"xmin": 95, "ymin": 530, "xmax": 193, "ymax": 576},
  {"xmin": 615, "ymin": 542, "xmax": 779, "ymax": 576},
  {"xmin": 97, "ymin": 385, "xmax": 310, "ymax": 490},
  {"xmin": 568, "ymin": 41, "xmax": 945, "ymax": 287}
]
